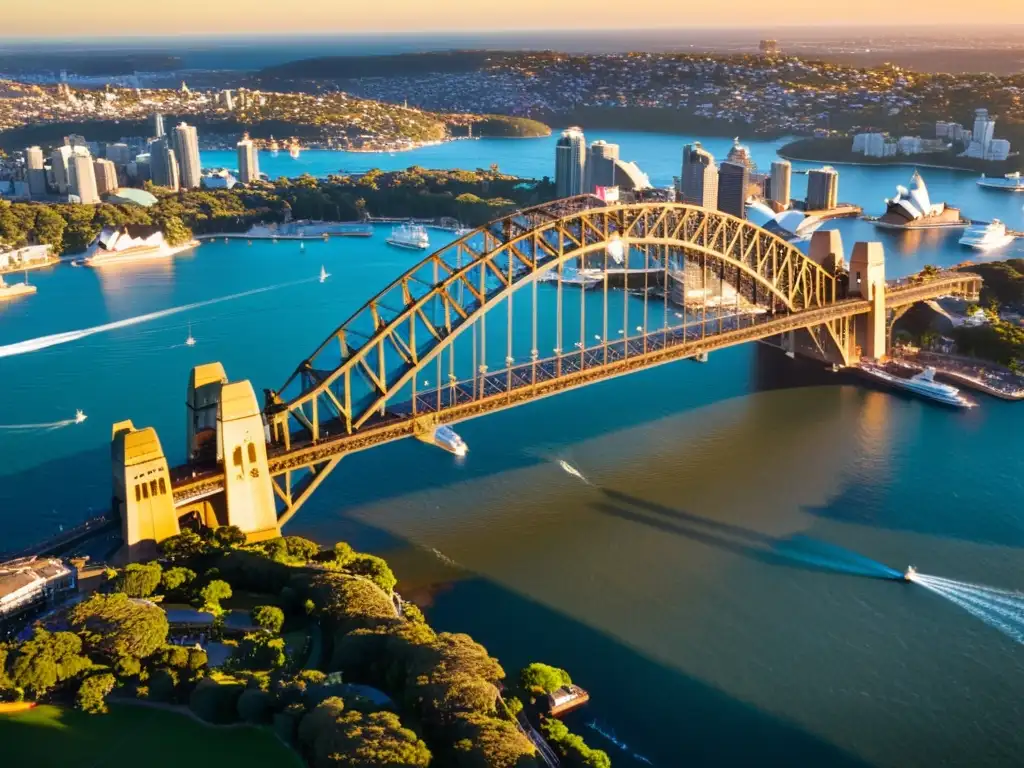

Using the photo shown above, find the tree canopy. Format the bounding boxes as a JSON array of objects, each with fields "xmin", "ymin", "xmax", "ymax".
[{"xmin": 68, "ymin": 593, "xmax": 168, "ymax": 661}]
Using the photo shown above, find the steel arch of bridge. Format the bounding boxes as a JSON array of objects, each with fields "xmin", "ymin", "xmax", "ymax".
[{"xmin": 266, "ymin": 199, "xmax": 838, "ymax": 448}]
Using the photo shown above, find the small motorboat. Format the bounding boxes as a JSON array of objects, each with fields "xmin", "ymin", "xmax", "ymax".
[
  {"xmin": 185, "ymin": 323, "xmax": 196, "ymax": 347},
  {"xmin": 319, "ymin": 265, "xmax": 329, "ymax": 283},
  {"xmin": 904, "ymin": 566, "xmax": 917, "ymax": 582},
  {"xmin": 74, "ymin": 409, "xmax": 87, "ymax": 424}
]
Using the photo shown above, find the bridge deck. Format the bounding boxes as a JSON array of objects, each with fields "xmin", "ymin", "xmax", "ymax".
[{"xmin": 169, "ymin": 272, "xmax": 978, "ymax": 506}]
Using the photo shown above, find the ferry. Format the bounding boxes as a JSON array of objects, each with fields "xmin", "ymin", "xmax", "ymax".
[
  {"xmin": 958, "ymin": 219, "xmax": 1015, "ymax": 252},
  {"xmin": 434, "ymin": 425, "xmax": 467, "ymax": 457},
  {"xmin": 977, "ymin": 172, "xmax": 1024, "ymax": 192},
  {"xmin": 0, "ymin": 275, "xmax": 36, "ymax": 301},
  {"xmin": 859, "ymin": 364, "xmax": 973, "ymax": 408},
  {"xmin": 538, "ymin": 265, "xmax": 602, "ymax": 288},
  {"xmin": 386, "ymin": 224, "xmax": 430, "ymax": 250}
]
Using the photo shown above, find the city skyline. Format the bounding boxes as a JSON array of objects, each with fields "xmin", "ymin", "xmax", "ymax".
[{"xmin": 4, "ymin": 5, "xmax": 1024, "ymax": 37}]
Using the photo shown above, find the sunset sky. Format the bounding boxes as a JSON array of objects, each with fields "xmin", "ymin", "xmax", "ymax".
[{"xmin": 6, "ymin": 1, "xmax": 1024, "ymax": 38}]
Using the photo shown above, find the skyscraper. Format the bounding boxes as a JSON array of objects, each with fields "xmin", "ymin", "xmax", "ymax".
[
  {"xmin": 717, "ymin": 161, "xmax": 749, "ymax": 219},
  {"xmin": 172, "ymin": 123, "xmax": 202, "ymax": 189},
  {"xmin": 25, "ymin": 146, "xmax": 47, "ymax": 198},
  {"xmin": 236, "ymin": 133, "xmax": 260, "ymax": 184},
  {"xmin": 69, "ymin": 153, "xmax": 99, "ymax": 204},
  {"xmin": 153, "ymin": 112, "xmax": 165, "ymax": 138},
  {"xmin": 93, "ymin": 158, "xmax": 118, "ymax": 196},
  {"xmin": 769, "ymin": 160, "xmax": 792, "ymax": 208},
  {"xmin": 555, "ymin": 127, "xmax": 586, "ymax": 198},
  {"xmin": 149, "ymin": 138, "xmax": 180, "ymax": 191},
  {"xmin": 49, "ymin": 145, "xmax": 73, "ymax": 195},
  {"xmin": 585, "ymin": 140, "xmax": 619, "ymax": 192},
  {"xmin": 680, "ymin": 143, "xmax": 718, "ymax": 209},
  {"xmin": 806, "ymin": 166, "xmax": 839, "ymax": 210},
  {"xmin": 105, "ymin": 142, "xmax": 132, "ymax": 166}
]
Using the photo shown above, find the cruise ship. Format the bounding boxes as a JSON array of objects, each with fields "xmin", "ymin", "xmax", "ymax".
[
  {"xmin": 977, "ymin": 172, "xmax": 1024, "ymax": 192},
  {"xmin": 386, "ymin": 224, "xmax": 430, "ymax": 250},
  {"xmin": 958, "ymin": 219, "xmax": 1015, "ymax": 252},
  {"xmin": 871, "ymin": 171, "xmax": 966, "ymax": 230},
  {"xmin": 859, "ymin": 364, "xmax": 973, "ymax": 408}
]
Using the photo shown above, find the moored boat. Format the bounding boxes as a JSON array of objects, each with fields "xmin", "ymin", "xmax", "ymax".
[
  {"xmin": 386, "ymin": 224, "xmax": 430, "ymax": 250},
  {"xmin": 977, "ymin": 172, "xmax": 1024, "ymax": 192},
  {"xmin": 958, "ymin": 219, "xmax": 1015, "ymax": 252},
  {"xmin": 859, "ymin": 364, "xmax": 973, "ymax": 408}
]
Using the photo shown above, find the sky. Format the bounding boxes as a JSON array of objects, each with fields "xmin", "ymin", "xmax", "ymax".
[{"xmin": 5, "ymin": 2, "xmax": 1024, "ymax": 38}]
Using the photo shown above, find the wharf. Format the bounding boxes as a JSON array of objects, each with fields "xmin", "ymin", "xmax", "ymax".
[{"xmin": 804, "ymin": 203, "xmax": 863, "ymax": 219}]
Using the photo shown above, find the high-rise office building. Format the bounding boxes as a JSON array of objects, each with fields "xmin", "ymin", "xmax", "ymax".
[
  {"xmin": 25, "ymin": 146, "xmax": 47, "ymax": 198},
  {"xmin": 555, "ymin": 127, "xmax": 586, "ymax": 198},
  {"xmin": 105, "ymin": 142, "xmax": 132, "ymax": 166},
  {"xmin": 93, "ymin": 158, "xmax": 118, "ymax": 196},
  {"xmin": 69, "ymin": 153, "xmax": 99, "ymax": 203},
  {"xmin": 806, "ymin": 166, "xmax": 839, "ymax": 210},
  {"xmin": 236, "ymin": 133, "xmax": 260, "ymax": 184},
  {"xmin": 585, "ymin": 140, "xmax": 619, "ymax": 191},
  {"xmin": 680, "ymin": 143, "xmax": 719, "ymax": 209},
  {"xmin": 221, "ymin": 90, "xmax": 234, "ymax": 110},
  {"xmin": 973, "ymin": 108, "xmax": 995, "ymax": 152},
  {"xmin": 769, "ymin": 160, "xmax": 792, "ymax": 208},
  {"xmin": 153, "ymin": 112, "xmax": 165, "ymax": 138},
  {"xmin": 64, "ymin": 134, "xmax": 88, "ymax": 150},
  {"xmin": 717, "ymin": 161, "xmax": 749, "ymax": 219},
  {"xmin": 49, "ymin": 145, "xmax": 73, "ymax": 195},
  {"xmin": 149, "ymin": 138, "xmax": 180, "ymax": 190},
  {"xmin": 172, "ymin": 123, "xmax": 201, "ymax": 189}
]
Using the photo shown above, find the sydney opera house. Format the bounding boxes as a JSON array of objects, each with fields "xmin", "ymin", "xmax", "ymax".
[{"xmin": 873, "ymin": 171, "xmax": 965, "ymax": 230}]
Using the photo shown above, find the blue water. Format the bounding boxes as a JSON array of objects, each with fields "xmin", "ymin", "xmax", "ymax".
[{"xmin": 3, "ymin": 132, "xmax": 1024, "ymax": 767}]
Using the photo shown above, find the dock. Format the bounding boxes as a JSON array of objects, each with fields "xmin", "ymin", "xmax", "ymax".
[{"xmin": 547, "ymin": 684, "xmax": 590, "ymax": 717}]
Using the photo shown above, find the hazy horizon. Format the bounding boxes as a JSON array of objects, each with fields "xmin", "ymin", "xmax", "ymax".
[{"xmin": 5, "ymin": 4, "xmax": 1024, "ymax": 39}]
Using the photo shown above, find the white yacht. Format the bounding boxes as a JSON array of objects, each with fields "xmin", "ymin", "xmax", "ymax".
[
  {"xmin": 860, "ymin": 364, "xmax": 972, "ymax": 408},
  {"xmin": 959, "ymin": 219, "xmax": 1015, "ymax": 252},
  {"xmin": 185, "ymin": 323, "xmax": 196, "ymax": 347},
  {"xmin": 74, "ymin": 409, "xmax": 88, "ymax": 424},
  {"xmin": 977, "ymin": 172, "xmax": 1024, "ymax": 192},
  {"xmin": 434, "ymin": 425, "xmax": 468, "ymax": 457},
  {"xmin": 386, "ymin": 224, "xmax": 430, "ymax": 250}
]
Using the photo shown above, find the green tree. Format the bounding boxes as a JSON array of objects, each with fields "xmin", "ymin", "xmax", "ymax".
[
  {"xmin": 159, "ymin": 530, "xmax": 207, "ymax": 560},
  {"xmin": 346, "ymin": 553, "xmax": 397, "ymax": 594},
  {"xmin": 451, "ymin": 712, "xmax": 538, "ymax": 768},
  {"xmin": 33, "ymin": 207, "xmax": 67, "ymax": 253},
  {"xmin": 68, "ymin": 593, "xmax": 168, "ymax": 661},
  {"xmin": 210, "ymin": 525, "xmax": 247, "ymax": 549},
  {"xmin": 114, "ymin": 562, "xmax": 163, "ymax": 598},
  {"xmin": 519, "ymin": 662, "xmax": 571, "ymax": 695},
  {"xmin": 6, "ymin": 629, "xmax": 91, "ymax": 699},
  {"xmin": 76, "ymin": 673, "xmax": 116, "ymax": 714},
  {"xmin": 161, "ymin": 566, "xmax": 197, "ymax": 595},
  {"xmin": 200, "ymin": 580, "xmax": 233, "ymax": 613},
  {"xmin": 541, "ymin": 718, "xmax": 611, "ymax": 768},
  {"xmin": 237, "ymin": 687, "xmax": 274, "ymax": 724},
  {"xmin": 236, "ymin": 633, "xmax": 286, "ymax": 670},
  {"xmin": 252, "ymin": 605, "xmax": 285, "ymax": 633}
]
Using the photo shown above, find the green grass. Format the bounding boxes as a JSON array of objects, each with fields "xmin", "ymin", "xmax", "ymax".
[{"xmin": 0, "ymin": 703, "xmax": 303, "ymax": 767}]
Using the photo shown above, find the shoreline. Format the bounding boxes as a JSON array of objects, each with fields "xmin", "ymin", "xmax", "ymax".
[
  {"xmin": 776, "ymin": 152, "xmax": 986, "ymax": 175},
  {"xmin": 0, "ymin": 257, "xmax": 60, "ymax": 276}
]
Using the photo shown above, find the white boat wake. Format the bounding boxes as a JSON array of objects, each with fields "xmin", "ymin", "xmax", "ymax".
[
  {"xmin": 558, "ymin": 459, "xmax": 593, "ymax": 486},
  {"xmin": 586, "ymin": 720, "xmax": 655, "ymax": 765},
  {"xmin": 909, "ymin": 571, "xmax": 1024, "ymax": 646},
  {"xmin": 0, "ymin": 409, "xmax": 86, "ymax": 432},
  {"xmin": 0, "ymin": 279, "xmax": 312, "ymax": 360}
]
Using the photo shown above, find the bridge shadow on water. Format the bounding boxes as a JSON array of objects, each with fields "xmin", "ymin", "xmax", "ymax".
[
  {"xmin": 425, "ymin": 565, "xmax": 875, "ymax": 768},
  {"xmin": 594, "ymin": 489, "xmax": 902, "ymax": 580}
]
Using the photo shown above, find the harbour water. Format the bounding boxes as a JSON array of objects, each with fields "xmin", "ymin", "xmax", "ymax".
[{"xmin": 2, "ymin": 132, "xmax": 1024, "ymax": 766}]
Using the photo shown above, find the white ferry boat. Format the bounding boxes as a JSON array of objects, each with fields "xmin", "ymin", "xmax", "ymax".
[
  {"xmin": 958, "ymin": 219, "xmax": 1015, "ymax": 252},
  {"xmin": 434, "ymin": 425, "xmax": 468, "ymax": 457},
  {"xmin": 977, "ymin": 172, "xmax": 1024, "ymax": 192},
  {"xmin": 859, "ymin": 364, "xmax": 972, "ymax": 408},
  {"xmin": 386, "ymin": 224, "xmax": 430, "ymax": 250}
]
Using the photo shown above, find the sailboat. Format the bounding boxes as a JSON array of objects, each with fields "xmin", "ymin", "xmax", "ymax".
[
  {"xmin": 319, "ymin": 265, "xmax": 329, "ymax": 283},
  {"xmin": 185, "ymin": 323, "xmax": 196, "ymax": 347}
]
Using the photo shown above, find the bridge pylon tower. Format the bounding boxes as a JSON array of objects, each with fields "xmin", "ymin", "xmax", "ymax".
[
  {"xmin": 111, "ymin": 419, "xmax": 179, "ymax": 562},
  {"xmin": 849, "ymin": 242, "xmax": 886, "ymax": 361}
]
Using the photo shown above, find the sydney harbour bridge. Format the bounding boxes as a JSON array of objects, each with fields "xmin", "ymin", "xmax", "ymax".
[{"xmin": 103, "ymin": 196, "xmax": 979, "ymax": 559}]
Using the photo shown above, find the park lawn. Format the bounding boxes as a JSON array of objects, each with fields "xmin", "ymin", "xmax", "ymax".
[{"xmin": 0, "ymin": 703, "xmax": 303, "ymax": 768}]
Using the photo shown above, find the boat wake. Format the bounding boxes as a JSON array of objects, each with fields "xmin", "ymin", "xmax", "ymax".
[
  {"xmin": 0, "ymin": 279, "xmax": 312, "ymax": 360},
  {"xmin": 909, "ymin": 572, "xmax": 1024, "ymax": 645},
  {"xmin": 558, "ymin": 459, "xmax": 594, "ymax": 486},
  {"xmin": 586, "ymin": 720, "xmax": 654, "ymax": 765},
  {"xmin": 0, "ymin": 409, "xmax": 86, "ymax": 432}
]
